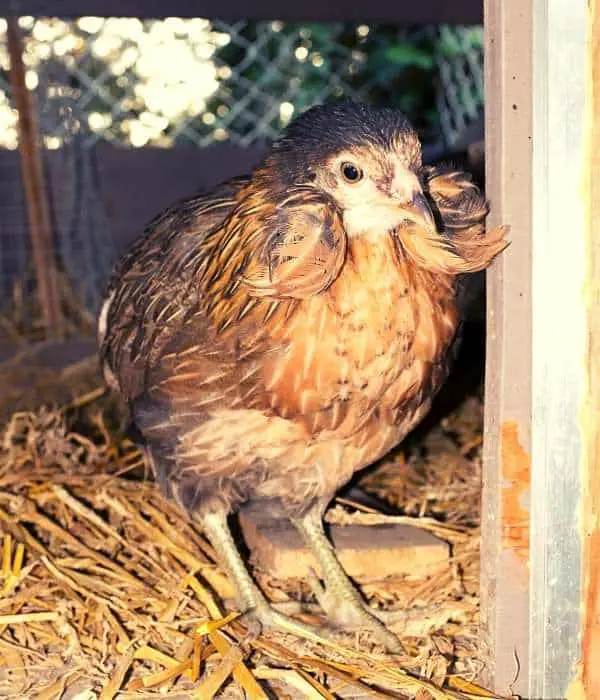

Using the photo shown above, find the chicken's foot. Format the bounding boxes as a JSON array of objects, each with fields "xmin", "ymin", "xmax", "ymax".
[
  {"xmin": 200, "ymin": 511, "xmax": 327, "ymax": 644},
  {"xmin": 292, "ymin": 506, "xmax": 403, "ymax": 653}
]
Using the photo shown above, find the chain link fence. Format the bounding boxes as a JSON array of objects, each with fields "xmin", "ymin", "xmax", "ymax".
[
  {"xmin": 0, "ymin": 18, "xmax": 483, "ymax": 150},
  {"xmin": 0, "ymin": 15, "xmax": 484, "ymax": 331}
]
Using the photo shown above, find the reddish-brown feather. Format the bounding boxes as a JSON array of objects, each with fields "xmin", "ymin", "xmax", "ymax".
[{"xmin": 99, "ymin": 163, "xmax": 508, "ymax": 515}]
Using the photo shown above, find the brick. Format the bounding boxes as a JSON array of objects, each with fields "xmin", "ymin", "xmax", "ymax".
[{"xmin": 239, "ymin": 512, "xmax": 450, "ymax": 582}]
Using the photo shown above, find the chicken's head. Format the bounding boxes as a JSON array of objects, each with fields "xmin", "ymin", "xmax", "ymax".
[{"xmin": 265, "ymin": 101, "xmax": 436, "ymax": 239}]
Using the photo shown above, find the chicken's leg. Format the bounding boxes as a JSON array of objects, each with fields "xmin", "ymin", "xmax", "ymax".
[
  {"xmin": 200, "ymin": 511, "xmax": 325, "ymax": 642},
  {"xmin": 292, "ymin": 506, "xmax": 402, "ymax": 653}
]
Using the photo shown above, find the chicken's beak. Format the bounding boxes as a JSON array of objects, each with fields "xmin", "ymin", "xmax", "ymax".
[{"xmin": 398, "ymin": 191, "xmax": 437, "ymax": 231}]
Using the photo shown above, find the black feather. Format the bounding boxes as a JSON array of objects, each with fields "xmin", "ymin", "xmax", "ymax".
[{"xmin": 267, "ymin": 101, "xmax": 416, "ymax": 187}]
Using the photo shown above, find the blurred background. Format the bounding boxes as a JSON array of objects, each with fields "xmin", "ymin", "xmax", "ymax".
[{"xmin": 0, "ymin": 3, "xmax": 485, "ymax": 346}]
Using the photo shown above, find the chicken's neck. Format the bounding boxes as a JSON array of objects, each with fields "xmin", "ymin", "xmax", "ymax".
[{"xmin": 329, "ymin": 230, "xmax": 457, "ymax": 317}]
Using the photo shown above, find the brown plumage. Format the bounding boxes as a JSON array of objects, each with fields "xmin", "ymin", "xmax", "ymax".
[{"xmin": 98, "ymin": 102, "xmax": 507, "ymax": 651}]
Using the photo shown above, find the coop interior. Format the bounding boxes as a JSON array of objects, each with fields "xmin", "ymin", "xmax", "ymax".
[{"xmin": 0, "ymin": 8, "xmax": 502, "ymax": 699}]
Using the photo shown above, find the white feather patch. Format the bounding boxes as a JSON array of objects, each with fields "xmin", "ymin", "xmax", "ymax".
[{"xmin": 97, "ymin": 290, "xmax": 116, "ymax": 346}]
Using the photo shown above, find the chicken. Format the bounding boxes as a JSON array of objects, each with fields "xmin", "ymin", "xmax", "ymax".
[{"xmin": 98, "ymin": 102, "xmax": 507, "ymax": 652}]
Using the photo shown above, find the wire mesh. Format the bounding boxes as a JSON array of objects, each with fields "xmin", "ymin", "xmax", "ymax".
[
  {"xmin": 0, "ymin": 14, "xmax": 484, "ymax": 326},
  {"xmin": 429, "ymin": 25, "xmax": 484, "ymax": 147}
]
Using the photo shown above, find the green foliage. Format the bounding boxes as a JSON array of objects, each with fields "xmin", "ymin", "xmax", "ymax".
[{"xmin": 202, "ymin": 22, "xmax": 483, "ymax": 148}]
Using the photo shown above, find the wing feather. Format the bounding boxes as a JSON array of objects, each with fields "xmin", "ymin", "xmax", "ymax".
[
  {"xmin": 99, "ymin": 177, "xmax": 249, "ymax": 399},
  {"xmin": 242, "ymin": 186, "xmax": 346, "ymax": 299}
]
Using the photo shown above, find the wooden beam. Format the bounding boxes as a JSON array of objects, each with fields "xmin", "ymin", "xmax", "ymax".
[
  {"xmin": 579, "ymin": 0, "xmax": 600, "ymax": 696},
  {"xmin": 481, "ymin": 0, "xmax": 533, "ymax": 694},
  {"xmin": 7, "ymin": 16, "xmax": 64, "ymax": 339},
  {"xmin": 483, "ymin": 0, "xmax": 587, "ymax": 696},
  {"xmin": 0, "ymin": 0, "xmax": 483, "ymax": 24},
  {"xmin": 528, "ymin": 0, "xmax": 585, "ymax": 695}
]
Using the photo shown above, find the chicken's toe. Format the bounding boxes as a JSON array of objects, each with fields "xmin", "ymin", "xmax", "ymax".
[
  {"xmin": 240, "ymin": 599, "xmax": 332, "ymax": 644},
  {"xmin": 305, "ymin": 568, "xmax": 403, "ymax": 653}
]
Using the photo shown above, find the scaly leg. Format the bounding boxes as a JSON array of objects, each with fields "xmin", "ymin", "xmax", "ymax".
[
  {"xmin": 291, "ymin": 505, "xmax": 403, "ymax": 653},
  {"xmin": 199, "ymin": 511, "xmax": 325, "ymax": 643}
]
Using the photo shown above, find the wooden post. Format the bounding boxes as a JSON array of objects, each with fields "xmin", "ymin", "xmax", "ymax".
[
  {"xmin": 6, "ymin": 15, "xmax": 64, "ymax": 339},
  {"xmin": 481, "ymin": 0, "xmax": 533, "ymax": 693},
  {"xmin": 528, "ymin": 2, "xmax": 586, "ymax": 696},
  {"xmin": 483, "ymin": 0, "xmax": 587, "ymax": 696},
  {"xmin": 579, "ymin": 1, "xmax": 600, "ymax": 697}
]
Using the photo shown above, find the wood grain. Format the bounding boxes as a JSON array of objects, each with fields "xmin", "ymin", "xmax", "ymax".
[
  {"xmin": 481, "ymin": 0, "xmax": 533, "ymax": 694},
  {"xmin": 580, "ymin": 0, "xmax": 600, "ymax": 695}
]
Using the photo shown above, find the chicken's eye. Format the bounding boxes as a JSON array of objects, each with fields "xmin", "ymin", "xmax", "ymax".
[{"xmin": 341, "ymin": 162, "xmax": 363, "ymax": 183}]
